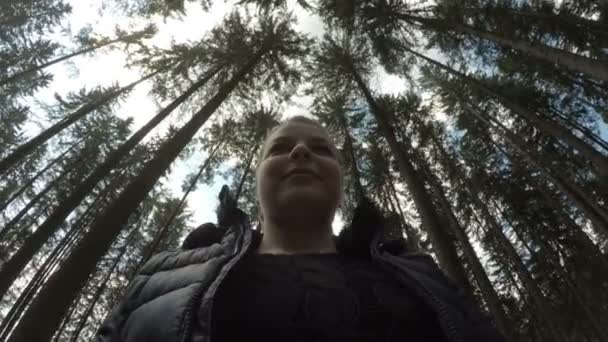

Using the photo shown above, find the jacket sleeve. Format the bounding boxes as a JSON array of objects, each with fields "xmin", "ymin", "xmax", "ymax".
[
  {"xmin": 95, "ymin": 222, "xmax": 222, "ymax": 341},
  {"xmin": 94, "ymin": 274, "xmax": 148, "ymax": 341}
]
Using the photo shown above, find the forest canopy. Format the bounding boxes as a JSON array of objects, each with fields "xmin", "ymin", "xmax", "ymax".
[{"xmin": 0, "ymin": 0, "xmax": 607, "ymax": 341}]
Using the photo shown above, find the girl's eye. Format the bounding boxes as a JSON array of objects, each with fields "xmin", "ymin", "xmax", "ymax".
[
  {"xmin": 268, "ymin": 144, "xmax": 290, "ymax": 155},
  {"xmin": 313, "ymin": 145, "xmax": 332, "ymax": 155}
]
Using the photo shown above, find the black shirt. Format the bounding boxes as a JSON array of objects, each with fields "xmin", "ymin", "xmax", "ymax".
[{"xmin": 210, "ymin": 251, "xmax": 448, "ymax": 342}]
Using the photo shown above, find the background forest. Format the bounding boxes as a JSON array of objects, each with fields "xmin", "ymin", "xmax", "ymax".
[{"xmin": 1, "ymin": 0, "xmax": 607, "ymax": 341}]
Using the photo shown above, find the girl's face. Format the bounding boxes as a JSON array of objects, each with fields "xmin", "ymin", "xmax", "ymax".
[{"xmin": 256, "ymin": 120, "xmax": 343, "ymax": 223}]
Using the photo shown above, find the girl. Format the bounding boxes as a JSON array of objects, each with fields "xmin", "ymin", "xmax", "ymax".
[{"xmin": 96, "ymin": 116, "xmax": 504, "ymax": 342}]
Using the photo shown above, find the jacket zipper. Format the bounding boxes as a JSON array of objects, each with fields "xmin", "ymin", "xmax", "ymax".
[{"xmin": 179, "ymin": 225, "xmax": 253, "ymax": 342}]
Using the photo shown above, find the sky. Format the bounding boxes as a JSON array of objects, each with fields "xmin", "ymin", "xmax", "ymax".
[{"xmin": 25, "ymin": 0, "xmax": 409, "ymax": 236}]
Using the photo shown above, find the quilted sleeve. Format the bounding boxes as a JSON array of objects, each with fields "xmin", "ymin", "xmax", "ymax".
[
  {"xmin": 181, "ymin": 222, "xmax": 224, "ymax": 250},
  {"xmin": 94, "ymin": 275, "xmax": 148, "ymax": 342}
]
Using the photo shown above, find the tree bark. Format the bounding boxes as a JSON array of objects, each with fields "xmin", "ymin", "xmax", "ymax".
[
  {"xmin": 0, "ymin": 72, "xmax": 156, "ymax": 175},
  {"xmin": 0, "ymin": 67, "xmax": 221, "ymax": 299},
  {"xmin": 404, "ymin": 47, "xmax": 608, "ymax": 178},
  {"xmin": 350, "ymin": 67, "xmax": 471, "ymax": 287},
  {"xmin": 401, "ymin": 14, "xmax": 608, "ymax": 81},
  {"xmin": 6, "ymin": 48, "xmax": 265, "ymax": 342}
]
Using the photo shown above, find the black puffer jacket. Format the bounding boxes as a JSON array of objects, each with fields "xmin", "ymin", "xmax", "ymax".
[{"xmin": 95, "ymin": 187, "xmax": 505, "ymax": 342}]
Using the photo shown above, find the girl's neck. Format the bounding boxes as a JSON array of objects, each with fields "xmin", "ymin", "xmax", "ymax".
[{"xmin": 256, "ymin": 219, "xmax": 336, "ymax": 255}]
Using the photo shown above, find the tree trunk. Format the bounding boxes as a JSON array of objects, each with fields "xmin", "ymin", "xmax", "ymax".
[
  {"xmin": 0, "ymin": 161, "xmax": 73, "ymax": 243},
  {"xmin": 335, "ymin": 109, "xmax": 365, "ymax": 199},
  {"xmin": 404, "ymin": 47, "xmax": 608, "ymax": 178},
  {"xmin": 0, "ymin": 138, "xmax": 83, "ymax": 212},
  {"xmin": 0, "ymin": 190, "xmax": 106, "ymax": 341},
  {"xmin": 501, "ymin": 8, "xmax": 608, "ymax": 33},
  {"xmin": 430, "ymin": 130, "xmax": 570, "ymax": 341},
  {"xmin": 387, "ymin": 179, "xmax": 421, "ymax": 251},
  {"xmin": 468, "ymin": 104, "xmax": 608, "ymax": 235},
  {"xmin": 140, "ymin": 140, "xmax": 223, "ymax": 265},
  {"xmin": 419, "ymin": 156, "xmax": 516, "ymax": 342},
  {"xmin": 69, "ymin": 228, "xmax": 139, "ymax": 342},
  {"xmin": 549, "ymin": 107, "xmax": 608, "ymax": 152},
  {"xmin": 6, "ymin": 49, "xmax": 265, "ymax": 342},
  {"xmin": 0, "ymin": 67, "xmax": 221, "ymax": 299},
  {"xmin": 524, "ymin": 222, "xmax": 608, "ymax": 342},
  {"xmin": 402, "ymin": 14, "xmax": 608, "ymax": 81},
  {"xmin": 538, "ymin": 189, "xmax": 607, "ymax": 264},
  {"xmin": 234, "ymin": 141, "xmax": 260, "ymax": 203},
  {"xmin": 52, "ymin": 298, "xmax": 79, "ymax": 342},
  {"xmin": 0, "ymin": 72, "xmax": 156, "ymax": 175},
  {"xmin": 0, "ymin": 32, "xmax": 154, "ymax": 87},
  {"xmin": 350, "ymin": 68, "xmax": 471, "ymax": 287},
  {"xmin": 470, "ymin": 183, "xmax": 571, "ymax": 342}
]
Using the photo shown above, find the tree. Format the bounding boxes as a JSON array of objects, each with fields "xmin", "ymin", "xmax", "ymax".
[
  {"xmin": 0, "ymin": 74, "xmax": 156, "ymax": 175},
  {"xmin": 0, "ymin": 67, "xmax": 218, "ymax": 299},
  {"xmin": 312, "ymin": 94, "xmax": 366, "ymax": 201},
  {"xmin": 6, "ymin": 12, "xmax": 309, "ymax": 342},
  {"xmin": 0, "ymin": 138, "xmax": 82, "ymax": 212},
  {"xmin": 308, "ymin": 33, "xmax": 472, "ymax": 288},
  {"xmin": 322, "ymin": 0, "xmax": 608, "ymax": 81},
  {"xmin": 0, "ymin": 25, "xmax": 158, "ymax": 88}
]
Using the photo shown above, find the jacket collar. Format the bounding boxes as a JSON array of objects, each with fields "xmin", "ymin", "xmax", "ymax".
[
  {"xmin": 244, "ymin": 197, "xmax": 407, "ymax": 259},
  {"xmin": 208, "ymin": 185, "xmax": 408, "ymax": 258}
]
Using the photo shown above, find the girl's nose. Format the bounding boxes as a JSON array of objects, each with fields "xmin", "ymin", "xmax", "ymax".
[{"xmin": 289, "ymin": 143, "xmax": 312, "ymax": 161}]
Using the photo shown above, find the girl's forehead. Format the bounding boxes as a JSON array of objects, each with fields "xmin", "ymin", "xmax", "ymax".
[{"xmin": 267, "ymin": 121, "xmax": 331, "ymax": 143}]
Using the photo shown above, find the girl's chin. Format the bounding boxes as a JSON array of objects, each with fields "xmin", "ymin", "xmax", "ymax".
[{"xmin": 275, "ymin": 191, "xmax": 329, "ymax": 208}]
